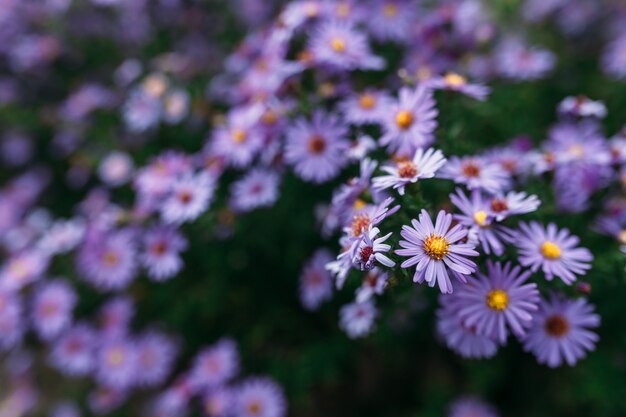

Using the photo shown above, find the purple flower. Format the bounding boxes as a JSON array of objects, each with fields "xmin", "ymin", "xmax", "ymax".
[
  {"xmin": 98, "ymin": 151, "xmax": 134, "ymax": 187},
  {"xmin": 49, "ymin": 323, "xmax": 97, "ymax": 376},
  {"xmin": 299, "ymin": 249, "xmax": 334, "ymax": 311},
  {"xmin": 436, "ymin": 299, "xmax": 499, "ymax": 359},
  {"xmin": 339, "ymin": 89, "xmax": 392, "ymax": 125},
  {"xmin": 494, "ymin": 37, "xmax": 556, "ymax": 81},
  {"xmin": 142, "ymin": 225, "xmax": 188, "ymax": 281},
  {"xmin": 234, "ymin": 377, "xmax": 286, "ymax": 417},
  {"xmin": 284, "ymin": 111, "xmax": 350, "ymax": 184},
  {"xmin": 515, "ymin": 222, "xmax": 593, "ymax": 285},
  {"xmin": 366, "ymin": 0, "xmax": 417, "ymax": 43},
  {"xmin": 523, "ymin": 294, "xmax": 600, "ymax": 367},
  {"xmin": 558, "ymin": 96, "xmax": 607, "ymax": 119},
  {"xmin": 440, "ymin": 156, "xmax": 511, "ymax": 194},
  {"xmin": 448, "ymin": 397, "xmax": 499, "ymax": 417},
  {"xmin": 31, "ymin": 280, "xmax": 77, "ymax": 341},
  {"xmin": 452, "ymin": 261, "xmax": 540, "ymax": 343},
  {"xmin": 373, "ymin": 148, "xmax": 447, "ymax": 195},
  {"xmin": 98, "ymin": 296, "xmax": 134, "ymax": 336},
  {"xmin": 50, "ymin": 401, "xmax": 81, "ymax": 417},
  {"xmin": 380, "ymin": 85, "xmax": 438, "ymax": 157},
  {"xmin": 0, "ymin": 289, "xmax": 23, "ymax": 350},
  {"xmin": 426, "ymin": 73, "xmax": 490, "ymax": 101},
  {"xmin": 309, "ymin": 20, "xmax": 383, "ymax": 70},
  {"xmin": 87, "ymin": 386, "xmax": 127, "ymax": 416},
  {"xmin": 545, "ymin": 121, "xmax": 611, "ymax": 166},
  {"xmin": 0, "ymin": 250, "xmax": 49, "ymax": 291},
  {"xmin": 352, "ymin": 226, "xmax": 395, "ymax": 271},
  {"xmin": 77, "ymin": 228, "xmax": 138, "ymax": 291},
  {"xmin": 602, "ymin": 33, "xmax": 626, "ymax": 79},
  {"xmin": 202, "ymin": 386, "xmax": 236, "ymax": 417},
  {"xmin": 229, "ymin": 169, "xmax": 280, "ymax": 212},
  {"xmin": 123, "ymin": 89, "xmax": 162, "ymax": 132},
  {"xmin": 339, "ymin": 299, "xmax": 377, "ymax": 338},
  {"xmin": 210, "ymin": 105, "xmax": 264, "ymax": 168},
  {"xmin": 396, "ymin": 210, "xmax": 478, "ymax": 294},
  {"xmin": 486, "ymin": 191, "xmax": 540, "ymax": 222},
  {"xmin": 134, "ymin": 331, "xmax": 178, "ymax": 387},
  {"xmin": 160, "ymin": 172, "xmax": 215, "ymax": 224},
  {"xmin": 355, "ymin": 268, "xmax": 389, "ymax": 302},
  {"xmin": 96, "ymin": 337, "xmax": 139, "ymax": 388},
  {"xmin": 190, "ymin": 339, "xmax": 240, "ymax": 390}
]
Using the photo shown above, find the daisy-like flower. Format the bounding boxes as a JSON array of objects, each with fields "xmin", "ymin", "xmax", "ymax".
[
  {"xmin": 487, "ymin": 191, "xmax": 540, "ymax": 221},
  {"xmin": 355, "ymin": 268, "xmax": 389, "ymax": 302},
  {"xmin": 77, "ymin": 228, "xmax": 138, "ymax": 291},
  {"xmin": 49, "ymin": 323, "xmax": 97, "ymax": 376},
  {"xmin": 0, "ymin": 289, "xmax": 23, "ymax": 351},
  {"xmin": 160, "ymin": 172, "xmax": 215, "ymax": 224},
  {"xmin": 37, "ymin": 218, "xmax": 85, "ymax": 255},
  {"xmin": 602, "ymin": 34, "xmax": 626, "ymax": 80},
  {"xmin": 203, "ymin": 386, "xmax": 236, "ymax": 417},
  {"xmin": 352, "ymin": 226, "xmax": 395, "ymax": 271},
  {"xmin": 439, "ymin": 156, "xmax": 511, "ymax": 194},
  {"xmin": 515, "ymin": 222, "xmax": 593, "ymax": 284},
  {"xmin": 299, "ymin": 249, "xmax": 334, "ymax": 311},
  {"xmin": 99, "ymin": 296, "xmax": 134, "ymax": 336},
  {"xmin": 190, "ymin": 339, "xmax": 240, "ymax": 390},
  {"xmin": 453, "ymin": 261, "xmax": 540, "ymax": 343},
  {"xmin": 366, "ymin": 0, "xmax": 417, "ymax": 43},
  {"xmin": 309, "ymin": 20, "xmax": 383, "ymax": 70},
  {"xmin": 123, "ymin": 89, "xmax": 162, "ymax": 132},
  {"xmin": 339, "ymin": 299, "xmax": 377, "ymax": 338},
  {"xmin": 98, "ymin": 151, "xmax": 134, "ymax": 187},
  {"xmin": 0, "ymin": 250, "xmax": 49, "ymax": 291},
  {"xmin": 163, "ymin": 89, "xmax": 190, "ymax": 124},
  {"xmin": 558, "ymin": 95, "xmax": 607, "ymax": 119},
  {"xmin": 134, "ymin": 331, "xmax": 178, "ymax": 387},
  {"xmin": 373, "ymin": 147, "xmax": 447, "ymax": 195},
  {"xmin": 450, "ymin": 188, "xmax": 510, "ymax": 256},
  {"xmin": 426, "ymin": 72, "xmax": 491, "ymax": 101},
  {"xmin": 447, "ymin": 397, "xmax": 499, "ymax": 417},
  {"xmin": 494, "ymin": 37, "xmax": 556, "ymax": 81},
  {"xmin": 339, "ymin": 90, "xmax": 392, "ymax": 125},
  {"xmin": 229, "ymin": 169, "xmax": 280, "ymax": 212},
  {"xmin": 523, "ymin": 294, "xmax": 599, "ymax": 367},
  {"xmin": 31, "ymin": 280, "xmax": 77, "ymax": 341},
  {"xmin": 284, "ymin": 111, "xmax": 350, "ymax": 183},
  {"xmin": 96, "ymin": 337, "xmax": 139, "ymax": 388},
  {"xmin": 141, "ymin": 225, "xmax": 188, "ymax": 281},
  {"xmin": 380, "ymin": 85, "xmax": 438, "ymax": 157},
  {"xmin": 436, "ymin": 300, "xmax": 499, "ymax": 359},
  {"xmin": 396, "ymin": 210, "xmax": 478, "ymax": 294},
  {"xmin": 234, "ymin": 377, "xmax": 286, "ymax": 417},
  {"xmin": 210, "ymin": 105, "xmax": 264, "ymax": 168}
]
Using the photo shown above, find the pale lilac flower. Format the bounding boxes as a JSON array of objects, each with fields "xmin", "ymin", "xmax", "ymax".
[
  {"xmin": 98, "ymin": 152, "xmax": 134, "ymax": 187},
  {"xmin": 37, "ymin": 219, "xmax": 85, "ymax": 255},
  {"xmin": 49, "ymin": 323, "xmax": 97, "ymax": 376},
  {"xmin": 366, "ymin": 0, "xmax": 417, "ymax": 43},
  {"xmin": 0, "ymin": 250, "xmax": 49, "ymax": 291},
  {"xmin": 32, "ymin": 280, "xmax": 77, "ymax": 341},
  {"xmin": 558, "ymin": 96, "xmax": 607, "ymax": 119},
  {"xmin": 210, "ymin": 105, "xmax": 264, "ymax": 168},
  {"xmin": 448, "ymin": 397, "xmax": 499, "ymax": 417},
  {"xmin": 96, "ymin": 337, "xmax": 139, "ymax": 388},
  {"xmin": 123, "ymin": 89, "xmax": 162, "ymax": 132},
  {"xmin": 141, "ymin": 225, "xmax": 188, "ymax": 281},
  {"xmin": 190, "ymin": 339, "xmax": 240, "ymax": 390},
  {"xmin": 99, "ymin": 296, "xmax": 134, "ymax": 337},
  {"xmin": 134, "ymin": 331, "xmax": 178, "ymax": 387},
  {"xmin": 0, "ymin": 290, "xmax": 23, "ymax": 350},
  {"xmin": 339, "ymin": 90, "xmax": 392, "ymax": 125},
  {"xmin": 487, "ymin": 191, "xmax": 540, "ymax": 221},
  {"xmin": 494, "ymin": 38, "xmax": 556, "ymax": 81},
  {"xmin": 373, "ymin": 148, "xmax": 447, "ymax": 195},
  {"xmin": 160, "ymin": 172, "xmax": 215, "ymax": 224},
  {"xmin": 602, "ymin": 34, "xmax": 626, "ymax": 79},
  {"xmin": 352, "ymin": 226, "xmax": 395, "ymax": 271},
  {"xmin": 229, "ymin": 169, "xmax": 280, "ymax": 212},
  {"xmin": 355, "ymin": 268, "xmax": 389, "ymax": 302},
  {"xmin": 299, "ymin": 249, "xmax": 334, "ymax": 311},
  {"xmin": 234, "ymin": 378, "xmax": 286, "ymax": 417},
  {"xmin": 440, "ymin": 156, "xmax": 511, "ymax": 194},
  {"xmin": 426, "ymin": 73, "xmax": 490, "ymax": 101},
  {"xmin": 339, "ymin": 299, "xmax": 377, "ymax": 338}
]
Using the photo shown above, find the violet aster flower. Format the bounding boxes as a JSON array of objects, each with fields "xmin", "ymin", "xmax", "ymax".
[
  {"xmin": 160, "ymin": 172, "xmax": 215, "ymax": 224},
  {"xmin": 450, "ymin": 188, "xmax": 509, "ymax": 256},
  {"xmin": 355, "ymin": 268, "xmax": 389, "ymax": 302},
  {"xmin": 299, "ymin": 249, "xmax": 334, "ymax": 311},
  {"xmin": 0, "ymin": 250, "xmax": 49, "ymax": 291},
  {"xmin": 558, "ymin": 96, "xmax": 607, "ymax": 119},
  {"xmin": 380, "ymin": 85, "xmax": 438, "ymax": 157},
  {"xmin": 50, "ymin": 401, "xmax": 81, "ymax": 417},
  {"xmin": 487, "ymin": 191, "xmax": 540, "ymax": 222},
  {"xmin": 123, "ymin": 89, "xmax": 162, "ymax": 132},
  {"xmin": 326, "ymin": 238, "xmax": 354, "ymax": 289},
  {"xmin": 37, "ymin": 219, "xmax": 85, "ymax": 255},
  {"xmin": 210, "ymin": 104, "xmax": 264, "ymax": 168},
  {"xmin": 602, "ymin": 33, "xmax": 626, "ymax": 79},
  {"xmin": 436, "ymin": 299, "xmax": 499, "ymax": 359},
  {"xmin": 426, "ymin": 73, "xmax": 490, "ymax": 101},
  {"xmin": 96, "ymin": 336, "xmax": 139, "ymax": 388},
  {"xmin": 31, "ymin": 280, "xmax": 77, "ymax": 341},
  {"xmin": 523, "ymin": 294, "xmax": 600, "ymax": 367},
  {"xmin": 352, "ymin": 226, "xmax": 395, "ymax": 271},
  {"xmin": 396, "ymin": 210, "xmax": 478, "ymax": 294},
  {"xmin": 339, "ymin": 299, "xmax": 377, "ymax": 338},
  {"xmin": 98, "ymin": 151, "xmax": 134, "ymax": 187},
  {"xmin": 141, "ymin": 225, "xmax": 188, "ymax": 281},
  {"xmin": 134, "ymin": 331, "xmax": 178, "ymax": 387},
  {"xmin": 545, "ymin": 121, "xmax": 611, "ymax": 166},
  {"xmin": 234, "ymin": 377, "xmax": 286, "ymax": 417},
  {"xmin": 99, "ymin": 296, "xmax": 134, "ymax": 336},
  {"xmin": 515, "ymin": 221, "xmax": 593, "ymax": 285},
  {"xmin": 447, "ymin": 397, "xmax": 499, "ymax": 417},
  {"xmin": 49, "ymin": 323, "xmax": 97, "ymax": 376},
  {"xmin": 339, "ymin": 89, "xmax": 392, "ymax": 125},
  {"xmin": 366, "ymin": 0, "xmax": 417, "ymax": 43},
  {"xmin": 494, "ymin": 37, "xmax": 556, "ymax": 81},
  {"xmin": 440, "ymin": 156, "xmax": 511, "ymax": 194},
  {"xmin": 0, "ymin": 289, "xmax": 23, "ymax": 351},
  {"xmin": 202, "ymin": 386, "xmax": 236, "ymax": 417},
  {"xmin": 229, "ymin": 169, "xmax": 280, "ymax": 212},
  {"xmin": 309, "ymin": 20, "xmax": 383, "ymax": 70},
  {"xmin": 87, "ymin": 386, "xmax": 127, "ymax": 416},
  {"xmin": 373, "ymin": 148, "xmax": 447, "ymax": 195},
  {"xmin": 284, "ymin": 111, "xmax": 350, "ymax": 183},
  {"xmin": 453, "ymin": 261, "xmax": 540, "ymax": 343},
  {"xmin": 77, "ymin": 228, "xmax": 138, "ymax": 291},
  {"xmin": 190, "ymin": 338, "xmax": 240, "ymax": 390}
]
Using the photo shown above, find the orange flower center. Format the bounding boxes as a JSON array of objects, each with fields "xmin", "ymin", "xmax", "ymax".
[{"xmin": 545, "ymin": 314, "xmax": 570, "ymax": 337}]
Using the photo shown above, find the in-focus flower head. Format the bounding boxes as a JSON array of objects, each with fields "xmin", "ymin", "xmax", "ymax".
[
  {"xmin": 396, "ymin": 209, "xmax": 478, "ymax": 294},
  {"xmin": 352, "ymin": 226, "xmax": 395, "ymax": 271},
  {"xmin": 515, "ymin": 221, "xmax": 593, "ymax": 285},
  {"xmin": 523, "ymin": 294, "xmax": 599, "ymax": 367}
]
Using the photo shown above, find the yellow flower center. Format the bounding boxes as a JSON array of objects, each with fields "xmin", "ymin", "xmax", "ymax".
[
  {"xmin": 416, "ymin": 66, "xmax": 432, "ymax": 81},
  {"xmin": 8, "ymin": 259, "xmax": 29, "ymax": 280},
  {"xmin": 567, "ymin": 144, "xmax": 585, "ymax": 158},
  {"xmin": 473, "ymin": 210, "xmax": 488, "ymax": 226},
  {"xmin": 541, "ymin": 241, "xmax": 561, "ymax": 259},
  {"xmin": 107, "ymin": 349, "xmax": 124, "ymax": 366},
  {"xmin": 232, "ymin": 128, "xmax": 247, "ymax": 143},
  {"xmin": 358, "ymin": 93, "xmax": 376, "ymax": 109},
  {"xmin": 423, "ymin": 234, "xmax": 450, "ymax": 260},
  {"xmin": 336, "ymin": 3, "xmax": 350, "ymax": 17},
  {"xmin": 444, "ymin": 72, "xmax": 467, "ymax": 87},
  {"xmin": 395, "ymin": 111, "xmax": 414, "ymax": 130},
  {"xmin": 330, "ymin": 37, "xmax": 346, "ymax": 53},
  {"xmin": 486, "ymin": 289, "xmax": 509, "ymax": 311},
  {"xmin": 353, "ymin": 198, "xmax": 367, "ymax": 211},
  {"xmin": 383, "ymin": 3, "xmax": 398, "ymax": 17}
]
